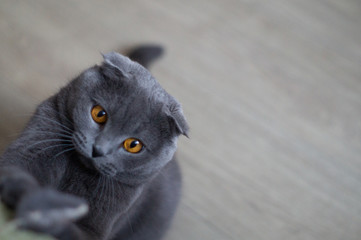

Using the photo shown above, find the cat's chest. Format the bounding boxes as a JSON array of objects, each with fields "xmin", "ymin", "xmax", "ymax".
[{"xmin": 57, "ymin": 161, "xmax": 133, "ymax": 211}]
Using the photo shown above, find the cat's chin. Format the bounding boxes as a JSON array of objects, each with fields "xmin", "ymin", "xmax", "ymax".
[
  {"xmin": 74, "ymin": 151, "xmax": 153, "ymax": 185},
  {"xmin": 75, "ymin": 152, "xmax": 119, "ymax": 178}
]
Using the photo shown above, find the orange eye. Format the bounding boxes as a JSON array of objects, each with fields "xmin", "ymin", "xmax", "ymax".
[
  {"xmin": 123, "ymin": 138, "xmax": 143, "ymax": 153},
  {"xmin": 91, "ymin": 105, "xmax": 107, "ymax": 124}
]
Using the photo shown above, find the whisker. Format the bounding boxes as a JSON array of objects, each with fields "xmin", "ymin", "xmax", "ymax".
[
  {"xmin": 102, "ymin": 176, "xmax": 109, "ymax": 216},
  {"xmin": 40, "ymin": 143, "xmax": 74, "ymax": 153},
  {"xmin": 22, "ymin": 142, "xmax": 74, "ymax": 160},
  {"xmin": 32, "ymin": 115, "xmax": 73, "ymax": 134},
  {"xmin": 40, "ymin": 105, "xmax": 74, "ymax": 126},
  {"xmin": 13, "ymin": 111, "xmax": 73, "ymax": 130},
  {"xmin": 111, "ymin": 177, "xmax": 115, "ymax": 210},
  {"xmin": 26, "ymin": 138, "xmax": 73, "ymax": 151},
  {"xmin": 99, "ymin": 176, "xmax": 106, "ymax": 212},
  {"xmin": 26, "ymin": 130, "xmax": 73, "ymax": 139},
  {"xmin": 52, "ymin": 147, "xmax": 75, "ymax": 160},
  {"xmin": 7, "ymin": 126, "xmax": 73, "ymax": 141},
  {"xmin": 108, "ymin": 177, "xmax": 113, "ymax": 214},
  {"xmin": 92, "ymin": 174, "xmax": 103, "ymax": 219},
  {"xmin": 105, "ymin": 176, "xmax": 109, "ymax": 215},
  {"xmin": 107, "ymin": 177, "xmax": 112, "ymax": 214},
  {"xmin": 94, "ymin": 174, "xmax": 103, "ymax": 198},
  {"xmin": 157, "ymin": 168, "xmax": 167, "ymax": 178},
  {"xmin": 31, "ymin": 127, "xmax": 72, "ymax": 136},
  {"xmin": 39, "ymin": 126, "xmax": 73, "ymax": 136},
  {"xmin": 119, "ymin": 183, "xmax": 134, "ymax": 234}
]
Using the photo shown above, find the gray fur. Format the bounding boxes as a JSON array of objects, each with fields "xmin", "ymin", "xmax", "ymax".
[{"xmin": 0, "ymin": 49, "xmax": 188, "ymax": 240}]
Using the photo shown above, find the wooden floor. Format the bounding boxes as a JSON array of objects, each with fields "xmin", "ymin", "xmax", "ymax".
[{"xmin": 1, "ymin": 0, "xmax": 361, "ymax": 239}]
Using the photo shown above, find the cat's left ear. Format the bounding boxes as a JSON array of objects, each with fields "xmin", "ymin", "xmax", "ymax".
[{"xmin": 165, "ymin": 103, "xmax": 189, "ymax": 137}]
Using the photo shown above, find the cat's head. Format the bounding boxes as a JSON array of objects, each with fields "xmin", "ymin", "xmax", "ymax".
[{"xmin": 63, "ymin": 52, "xmax": 188, "ymax": 185}]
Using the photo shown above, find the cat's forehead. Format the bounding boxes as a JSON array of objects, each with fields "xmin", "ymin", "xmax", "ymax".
[
  {"xmin": 75, "ymin": 64, "xmax": 166, "ymax": 118},
  {"xmin": 93, "ymin": 83, "xmax": 161, "ymax": 115},
  {"xmin": 93, "ymin": 70, "xmax": 165, "ymax": 104}
]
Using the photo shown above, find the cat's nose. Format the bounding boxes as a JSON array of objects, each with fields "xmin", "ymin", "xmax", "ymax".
[{"xmin": 92, "ymin": 145, "xmax": 105, "ymax": 158}]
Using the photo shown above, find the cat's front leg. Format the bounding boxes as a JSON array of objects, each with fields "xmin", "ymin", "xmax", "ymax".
[
  {"xmin": 0, "ymin": 166, "xmax": 39, "ymax": 208},
  {"xmin": 16, "ymin": 188, "xmax": 94, "ymax": 240},
  {"xmin": 0, "ymin": 167, "xmax": 95, "ymax": 240}
]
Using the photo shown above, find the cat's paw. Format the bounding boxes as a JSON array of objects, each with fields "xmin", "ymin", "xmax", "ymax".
[
  {"xmin": 0, "ymin": 170, "xmax": 38, "ymax": 208},
  {"xmin": 15, "ymin": 188, "xmax": 88, "ymax": 238}
]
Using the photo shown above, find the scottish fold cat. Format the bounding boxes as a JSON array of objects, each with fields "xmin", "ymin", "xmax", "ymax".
[{"xmin": 0, "ymin": 46, "xmax": 188, "ymax": 240}]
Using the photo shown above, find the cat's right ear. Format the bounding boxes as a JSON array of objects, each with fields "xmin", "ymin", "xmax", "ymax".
[{"xmin": 100, "ymin": 52, "xmax": 132, "ymax": 79}]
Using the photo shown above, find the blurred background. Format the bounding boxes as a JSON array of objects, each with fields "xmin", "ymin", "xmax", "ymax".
[{"xmin": 0, "ymin": 0, "xmax": 361, "ymax": 239}]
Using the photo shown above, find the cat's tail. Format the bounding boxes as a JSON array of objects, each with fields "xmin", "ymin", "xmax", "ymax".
[{"xmin": 127, "ymin": 45, "xmax": 164, "ymax": 69}]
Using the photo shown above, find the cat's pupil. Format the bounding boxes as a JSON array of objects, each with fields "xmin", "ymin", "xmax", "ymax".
[
  {"xmin": 97, "ymin": 111, "xmax": 106, "ymax": 118},
  {"xmin": 130, "ymin": 140, "xmax": 139, "ymax": 148}
]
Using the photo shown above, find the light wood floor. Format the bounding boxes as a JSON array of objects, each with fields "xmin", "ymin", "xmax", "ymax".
[{"xmin": 0, "ymin": 0, "xmax": 361, "ymax": 239}]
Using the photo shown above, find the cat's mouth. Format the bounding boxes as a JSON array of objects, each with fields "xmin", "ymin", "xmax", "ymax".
[
  {"xmin": 75, "ymin": 152, "xmax": 118, "ymax": 177},
  {"xmin": 97, "ymin": 163, "xmax": 117, "ymax": 177},
  {"xmin": 75, "ymin": 152, "xmax": 97, "ymax": 170}
]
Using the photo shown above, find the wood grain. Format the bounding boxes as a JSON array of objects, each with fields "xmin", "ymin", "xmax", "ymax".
[{"xmin": 0, "ymin": 0, "xmax": 360, "ymax": 239}]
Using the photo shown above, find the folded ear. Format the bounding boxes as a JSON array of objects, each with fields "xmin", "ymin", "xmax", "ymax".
[
  {"xmin": 101, "ymin": 52, "xmax": 133, "ymax": 78},
  {"xmin": 165, "ymin": 102, "xmax": 189, "ymax": 137}
]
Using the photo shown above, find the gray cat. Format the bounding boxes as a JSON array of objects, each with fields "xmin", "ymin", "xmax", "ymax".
[{"xmin": 0, "ymin": 46, "xmax": 188, "ymax": 240}]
